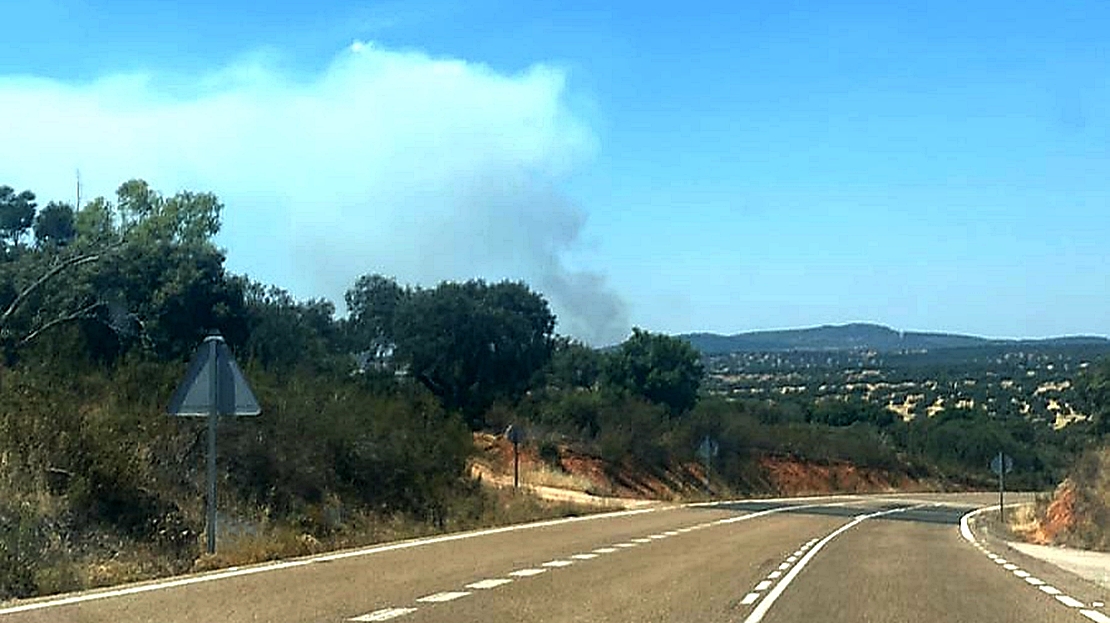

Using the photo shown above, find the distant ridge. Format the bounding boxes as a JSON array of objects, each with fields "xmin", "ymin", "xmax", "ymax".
[{"xmin": 678, "ymin": 323, "xmax": 1110, "ymax": 354}]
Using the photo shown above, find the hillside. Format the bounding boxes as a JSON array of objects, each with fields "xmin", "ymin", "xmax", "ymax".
[{"xmin": 680, "ymin": 323, "xmax": 1110, "ymax": 354}]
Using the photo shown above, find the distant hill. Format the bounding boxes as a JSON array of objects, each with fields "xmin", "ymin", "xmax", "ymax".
[{"xmin": 679, "ymin": 323, "xmax": 1110, "ymax": 354}]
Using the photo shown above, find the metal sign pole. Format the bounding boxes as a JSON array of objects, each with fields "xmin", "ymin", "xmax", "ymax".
[
  {"xmin": 206, "ymin": 338, "xmax": 219, "ymax": 555},
  {"xmin": 513, "ymin": 439, "xmax": 520, "ymax": 490},
  {"xmin": 998, "ymin": 452, "xmax": 1005, "ymax": 523}
]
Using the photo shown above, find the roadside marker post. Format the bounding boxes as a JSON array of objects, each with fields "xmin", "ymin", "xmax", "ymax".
[
  {"xmin": 990, "ymin": 451, "xmax": 1014, "ymax": 523},
  {"xmin": 167, "ymin": 332, "xmax": 261, "ymax": 554}
]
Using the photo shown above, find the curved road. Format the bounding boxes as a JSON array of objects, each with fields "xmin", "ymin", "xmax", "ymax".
[{"xmin": 2, "ymin": 494, "xmax": 1107, "ymax": 622}]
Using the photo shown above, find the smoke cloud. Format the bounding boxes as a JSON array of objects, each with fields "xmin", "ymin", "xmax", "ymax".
[{"xmin": 0, "ymin": 41, "xmax": 629, "ymax": 345}]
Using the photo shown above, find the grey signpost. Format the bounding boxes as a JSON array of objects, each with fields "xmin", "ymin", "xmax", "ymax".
[
  {"xmin": 990, "ymin": 451, "xmax": 1014, "ymax": 522},
  {"xmin": 167, "ymin": 333, "xmax": 260, "ymax": 555},
  {"xmin": 505, "ymin": 425, "xmax": 523, "ymax": 489},
  {"xmin": 698, "ymin": 435, "xmax": 719, "ymax": 492}
]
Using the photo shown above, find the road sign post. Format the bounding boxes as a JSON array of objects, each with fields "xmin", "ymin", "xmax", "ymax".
[
  {"xmin": 168, "ymin": 333, "xmax": 260, "ymax": 555},
  {"xmin": 990, "ymin": 451, "xmax": 1014, "ymax": 523},
  {"xmin": 505, "ymin": 425, "xmax": 523, "ymax": 490},
  {"xmin": 698, "ymin": 436, "xmax": 719, "ymax": 493}
]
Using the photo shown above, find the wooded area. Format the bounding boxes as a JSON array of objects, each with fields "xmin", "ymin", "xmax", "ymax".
[{"xmin": 1, "ymin": 180, "xmax": 1107, "ymax": 599}]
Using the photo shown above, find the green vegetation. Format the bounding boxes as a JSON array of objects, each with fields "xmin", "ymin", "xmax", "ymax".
[{"xmin": 1, "ymin": 179, "xmax": 1107, "ymax": 599}]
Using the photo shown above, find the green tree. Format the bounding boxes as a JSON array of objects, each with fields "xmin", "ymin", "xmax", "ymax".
[
  {"xmin": 603, "ymin": 327, "xmax": 704, "ymax": 415},
  {"xmin": 1077, "ymin": 358, "xmax": 1110, "ymax": 436},
  {"xmin": 547, "ymin": 337, "xmax": 603, "ymax": 390},
  {"xmin": 33, "ymin": 202, "xmax": 76, "ymax": 248},
  {"xmin": 350, "ymin": 277, "xmax": 556, "ymax": 428},
  {"xmin": 0, "ymin": 186, "xmax": 37, "ymax": 251}
]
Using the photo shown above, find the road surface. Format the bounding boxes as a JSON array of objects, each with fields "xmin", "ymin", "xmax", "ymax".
[{"xmin": 2, "ymin": 493, "xmax": 1107, "ymax": 622}]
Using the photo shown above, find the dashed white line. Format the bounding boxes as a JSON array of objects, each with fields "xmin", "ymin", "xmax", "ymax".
[
  {"xmin": 615, "ymin": 543, "xmax": 637, "ymax": 548},
  {"xmin": 1003, "ymin": 563, "xmax": 1018, "ymax": 571},
  {"xmin": 1013, "ymin": 570, "xmax": 1030, "ymax": 578},
  {"xmin": 1080, "ymin": 610, "xmax": 1110, "ymax": 623},
  {"xmin": 741, "ymin": 593, "xmax": 761, "ymax": 605},
  {"xmin": 786, "ymin": 556, "xmax": 798, "ymax": 563},
  {"xmin": 350, "ymin": 607, "xmax": 418, "ymax": 621},
  {"xmin": 1025, "ymin": 577, "xmax": 1045, "ymax": 586},
  {"xmin": 1039, "ymin": 585, "xmax": 1062, "ymax": 596},
  {"xmin": 987, "ymin": 553, "xmax": 999, "ymax": 559},
  {"xmin": 543, "ymin": 560, "xmax": 574, "ymax": 567},
  {"xmin": 466, "ymin": 579, "xmax": 513, "ymax": 590},
  {"xmin": 509, "ymin": 568, "xmax": 547, "ymax": 577},
  {"xmin": 649, "ymin": 534, "xmax": 668, "ymax": 540},
  {"xmin": 777, "ymin": 563, "xmax": 791, "ymax": 571},
  {"xmin": 632, "ymin": 538, "xmax": 653, "ymax": 544},
  {"xmin": 756, "ymin": 581, "xmax": 773, "ymax": 591},
  {"xmin": 768, "ymin": 571, "xmax": 783, "ymax": 579},
  {"xmin": 593, "ymin": 547, "xmax": 619, "ymax": 554},
  {"xmin": 995, "ymin": 559, "xmax": 1009, "ymax": 565},
  {"xmin": 416, "ymin": 592, "xmax": 470, "ymax": 603},
  {"xmin": 1057, "ymin": 595, "xmax": 1086, "ymax": 608},
  {"xmin": 572, "ymin": 553, "xmax": 599, "ymax": 560},
  {"xmin": 664, "ymin": 531, "xmax": 680, "ymax": 536}
]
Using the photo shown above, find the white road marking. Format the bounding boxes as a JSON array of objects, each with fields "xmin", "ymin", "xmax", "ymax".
[
  {"xmin": 1080, "ymin": 610, "xmax": 1110, "ymax": 623},
  {"xmin": 741, "ymin": 593, "xmax": 761, "ymax": 605},
  {"xmin": 987, "ymin": 553, "xmax": 999, "ymax": 559},
  {"xmin": 466, "ymin": 579, "xmax": 513, "ymax": 589},
  {"xmin": 1013, "ymin": 570, "xmax": 1030, "ymax": 578},
  {"xmin": 350, "ymin": 607, "xmax": 418, "ymax": 621},
  {"xmin": 743, "ymin": 504, "xmax": 927, "ymax": 623},
  {"xmin": 649, "ymin": 534, "xmax": 668, "ymax": 539},
  {"xmin": 1003, "ymin": 564, "xmax": 1018, "ymax": 571},
  {"xmin": 664, "ymin": 531, "xmax": 680, "ymax": 536},
  {"xmin": 416, "ymin": 592, "xmax": 470, "ymax": 603},
  {"xmin": 543, "ymin": 560, "xmax": 574, "ymax": 567},
  {"xmin": 756, "ymin": 581, "xmax": 773, "ymax": 591},
  {"xmin": 768, "ymin": 571, "xmax": 783, "ymax": 579},
  {"xmin": 1094, "ymin": 602, "xmax": 1105, "ymax": 608},
  {"xmin": 633, "ymin": 538, "xmax": 653, "ymax": 544},
  {"xmin": 792, "ymin": 551, "xmax": 804, "ymax": 557},
  {"xmin": 509, "ymin": 568, "xmax": 547, "ymax": 577},
  {"xmin": 1040, "ymin": 586, "xmax": 1062, "ymax": 596},
  {"xmin": 594, "ymin": 547, "xmax": 619, "ymax": 554},
  {"xmin": 572, "ymin": 553, "xmax": 599, "ymax": 560},
  {"xmin": 777, "ymin": 562, "xmax": 791, "ymax": 571},
  {"xmin": 0, "ymin": 504, "xmax": 665, "ymax": 617},
  {"xmin": 615, "ymin": 543, "xmax": 637, "ymax": 548},
  {"xmin": 1057, "ymin": 596, "xmax": 1086, "ymax": 608},
  {"xmin": 1025, "ymin": 577, "xmax": 1045, "ymax": 586},
  {"xmin": 995, "ymin": 559, "xmax": 1009, "ymax": 565},
  {"xmin": 786, "ymin": 556, "xmax": 798, "ymax": 563}
]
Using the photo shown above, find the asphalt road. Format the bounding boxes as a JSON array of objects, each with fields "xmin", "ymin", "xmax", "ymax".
[{"xmin": 3, "ymin": 493, "xmax": 1107, "ymax": 623}]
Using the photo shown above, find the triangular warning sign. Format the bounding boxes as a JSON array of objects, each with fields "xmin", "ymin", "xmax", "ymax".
[{"xmin": 167, "ymin": 335, "xmax": 261, "ymax": 416}]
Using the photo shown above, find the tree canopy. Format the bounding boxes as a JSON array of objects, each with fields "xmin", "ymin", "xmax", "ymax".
[{"xmin": 603, "ymin": 327, "xmax": 704, "ymax": 415}]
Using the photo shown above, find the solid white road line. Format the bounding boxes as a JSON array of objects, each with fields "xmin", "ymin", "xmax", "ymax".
[
  {"xmin": 741, "ymin": 593, "xmax": 761, "ymax": 605},
  {"xmin": 1080, "ymin": 610, "xmax": 1110, "ymax": 623},
  {"xmin": 542, "ymin": 560, "xmax": 574, "ymax": 567},
  {"xmin": 416, "ymin": 592, "xmax": 470, "ymax": 603},
  {"xmin": 1057, "ymin": 596, "xmax": 1086, "ymax": 608},
  {"xmin": 743, "ymin": 504, "xmax": 926, "ymax": 623},
  {"xmin": 466, "ymin": 579, "xmax": 512, "ymax": 589},
  {"xmin": 350, "ymin": 607, "xmax": 418, "ymax": 621},
  {"xmin": 508, "ymin": 569, "xmax": 547, "ymax": 577}
]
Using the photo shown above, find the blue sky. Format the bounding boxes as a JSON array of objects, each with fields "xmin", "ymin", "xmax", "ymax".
[{"xmin": 2, "ymin": 0, "xmax": 1108, "ymax": 343}]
